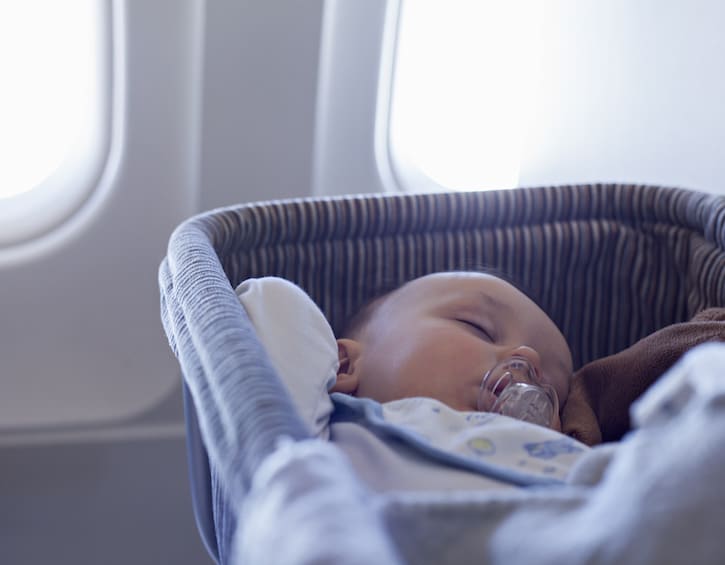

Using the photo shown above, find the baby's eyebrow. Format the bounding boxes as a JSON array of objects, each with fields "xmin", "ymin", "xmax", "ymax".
[{"xmin": 477, "ymin": 291, "xmax": 510, "ymax": 315}]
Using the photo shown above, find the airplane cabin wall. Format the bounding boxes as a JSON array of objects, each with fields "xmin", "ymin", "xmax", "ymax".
[{"xmin": 1, "ymin": 2, "xmax": 324, "ymax": 564}]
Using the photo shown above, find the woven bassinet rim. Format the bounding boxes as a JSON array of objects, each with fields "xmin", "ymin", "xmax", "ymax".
[
  {"xmin": 175, "ymin": 184, "xmax": 721, "ymax": 252},
  {"xmin": 170, "ymin": 184, "xmax": 725, "ymax": 357}
]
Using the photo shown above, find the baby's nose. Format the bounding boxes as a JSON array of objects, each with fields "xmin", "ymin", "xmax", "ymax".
[{"xmin": 504, "ymin": 346, "xmax": 543, "ymax": 382}]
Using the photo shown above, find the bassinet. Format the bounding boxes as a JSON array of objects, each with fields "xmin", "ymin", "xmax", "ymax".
[{"xmin": 159, "ymin": 184, "xmax": 725, "ymax": 564}]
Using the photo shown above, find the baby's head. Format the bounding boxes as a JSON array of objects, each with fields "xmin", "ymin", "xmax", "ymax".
[{"xmin": 332, "ymin": 271, "xmax": 574, "ymax": 429}]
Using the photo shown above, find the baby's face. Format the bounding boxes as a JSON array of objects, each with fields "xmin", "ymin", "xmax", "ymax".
[{"xmin": 343, "ymin": 272, "xmax": 573, "ymax": 426}]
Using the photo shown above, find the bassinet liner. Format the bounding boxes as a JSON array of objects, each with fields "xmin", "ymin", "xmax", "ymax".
[{"xmin": 159, "ymin": 184, "xmax": 725, "ymax": 563}]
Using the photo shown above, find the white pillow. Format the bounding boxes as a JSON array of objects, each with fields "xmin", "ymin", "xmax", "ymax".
[{"xmin": 235, "ymin": 277, "xmax": 338, "ymax": 439}]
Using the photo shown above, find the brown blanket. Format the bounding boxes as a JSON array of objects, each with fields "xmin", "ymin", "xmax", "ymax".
[{"xmin": 561, "ymin": 307, "xmax": 725, "ymax": 446}]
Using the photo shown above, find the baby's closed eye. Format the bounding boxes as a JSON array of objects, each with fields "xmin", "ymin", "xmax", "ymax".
[{"xmin": 455, "ymin": 318, "xmax": 495, "ymax": 342}]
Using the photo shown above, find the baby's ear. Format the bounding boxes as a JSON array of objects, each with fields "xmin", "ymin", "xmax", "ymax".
[{"xmin": 330, "ymin": 339, "xmax": 362, "ymax": 394}]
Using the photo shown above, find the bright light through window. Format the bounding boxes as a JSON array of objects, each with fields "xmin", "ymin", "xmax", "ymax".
[
  {"xmin": 0, "ymin": 1, "xmax": 99, "ymax": 199},
  {"xmin": 389, "ymin": 0, "xmax": 547, "ymax": 191}
]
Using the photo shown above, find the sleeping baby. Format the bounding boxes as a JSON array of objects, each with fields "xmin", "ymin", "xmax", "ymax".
[{"xmin": 236, "ymin": 271, "xmax": 590, "ymax": 492}]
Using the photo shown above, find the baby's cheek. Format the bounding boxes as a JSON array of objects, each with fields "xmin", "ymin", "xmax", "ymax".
[
  {"xmin": 361, "ymin": 340, "xmax": 434, "ymax": 400},
  {"xmin": 372, "ymin": 328, "xmax": 483, "ymax": 401},
  {"xmin": 414, "ymin": 334, "xmax": 481, "ymax": 378},
  {"xmin": 390, "ymin": 338, "xmax": 455, "ymax": 389}
]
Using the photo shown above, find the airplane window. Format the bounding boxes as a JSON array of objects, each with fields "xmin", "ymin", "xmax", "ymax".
[
  {"xmin": 0, "ymin": 0, "xmax": 109, "ymax": 246},
  {"xmin": 389, "ymin": 0, "xmax": 546, "ymax": 192},
  {"xmin": 388, "ymin": 1, "xmax": 725, "ymax": 195}
]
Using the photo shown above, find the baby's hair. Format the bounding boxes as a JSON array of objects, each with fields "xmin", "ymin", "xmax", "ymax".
[
  {"xmin": 340, "ymin": 281, "xmax": 402, "ymax": 339},
  {"xmin": 339, "ymin": 266, "xmax": 537, "ymax": 339}
]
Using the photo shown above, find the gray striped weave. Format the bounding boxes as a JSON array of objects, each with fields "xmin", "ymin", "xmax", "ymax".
[{"xmin": 174, "ymin": 184, "xmax": 725, "ymax": 369}]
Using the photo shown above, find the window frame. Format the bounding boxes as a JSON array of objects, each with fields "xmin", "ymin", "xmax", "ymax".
[
  {"xmin": 312, "ymin": 0, "xmax": 402, "ymax": 196},
  {"xmin": 0, "ymin": 0, "xmax": 114, "ymax": 251}
]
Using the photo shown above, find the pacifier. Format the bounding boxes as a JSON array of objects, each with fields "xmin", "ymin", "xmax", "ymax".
[{"xmin": 477, "ymin": 356, "xmax": 559, "ymax": 428}]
